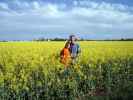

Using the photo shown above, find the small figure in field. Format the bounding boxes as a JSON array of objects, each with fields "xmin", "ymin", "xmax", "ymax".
[
  {"xmin": 60, "ymin": 35, "xmax": 81, "ymax": 78},
  {"xmin": 69, "ymin": 35, "xmax": 81, "ymax": 64},
  {"xmin": 60, "ymin": 35, "xmax": 81, "ymax": 68},
  {"xmin": 60, "ymin": 41, "xmax": 71, "ymax": 68}
]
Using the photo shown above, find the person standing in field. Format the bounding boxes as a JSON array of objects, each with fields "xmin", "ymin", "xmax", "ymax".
[
  {"xmin": 60, "ymin": 35, "xmax": 81, "ymax": 67},
  {"xmin": 69, "ymin": 35, "xmax": 81, "ymax": 64},
  {"xmin": 60, "ymin": 41, "xmax": 71, "ymax": 68}
]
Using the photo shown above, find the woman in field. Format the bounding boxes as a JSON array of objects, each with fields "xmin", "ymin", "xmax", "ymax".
[
  {"xmin": 60, "ymin": 41, "xmax": 71, "ymax": 68},
  {"xmin": 60, "ymin": 35, "xmax": 81, "ymax": 67}
]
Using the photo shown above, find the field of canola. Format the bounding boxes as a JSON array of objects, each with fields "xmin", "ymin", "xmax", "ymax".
[{"xmin": 0, "ymin": 41, "xmax": 133, "ymax": 100}]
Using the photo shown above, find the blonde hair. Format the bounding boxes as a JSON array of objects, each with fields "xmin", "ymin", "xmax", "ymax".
[{"xmin": 65, "ymin": 41, "xmax": 70, "ymax": 48}]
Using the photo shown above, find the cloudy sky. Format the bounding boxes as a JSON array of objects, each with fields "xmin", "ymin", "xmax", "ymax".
[{"xmin": 0, "ymin": 0, "xmax": 133, "ymax": 40}]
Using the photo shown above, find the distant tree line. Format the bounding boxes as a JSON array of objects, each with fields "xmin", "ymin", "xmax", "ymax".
[
  {"xmin": 33, "ymin": 37, "xmax": 66, "ymax": 41},
  {"xmin": 0, "ymin": 38, "xmax": 133, "ymax": 42},
  {"xmin": 33, "ymin": 38, "xmax": 133, "ymax": 41}
]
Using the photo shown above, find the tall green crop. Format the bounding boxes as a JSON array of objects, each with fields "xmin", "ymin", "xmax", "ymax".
[{"xmin": 0, "ymin": 41, "xmax": 133, "ymax": 100}]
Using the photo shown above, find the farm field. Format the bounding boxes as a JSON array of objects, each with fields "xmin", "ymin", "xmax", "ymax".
[{"xmin": 0, "ymin": 41, "xmax": 133, "ymax": 100}]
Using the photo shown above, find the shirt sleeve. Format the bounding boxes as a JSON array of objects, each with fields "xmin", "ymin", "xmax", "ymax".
[{"xmin": 77, "ymin": 44, "xmax": 81, "ymax": 54}]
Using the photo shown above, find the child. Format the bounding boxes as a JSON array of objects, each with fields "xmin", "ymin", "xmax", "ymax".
[{"xmin": 60, "ymin": 41, "xmax": 71, "ymax": 68}]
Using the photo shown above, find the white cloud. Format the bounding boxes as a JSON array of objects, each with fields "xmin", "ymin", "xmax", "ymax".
[
  {"xmin": 0, "ymin": 2, "xmax": 9, "ymax": 10},
  {"xmin": 0, "ymin": 0, "xmax": 133, "ymax": 40},
  {"xmin": 73, "ymin": 0, "xmax": 133, "ymax": 11},
  {"xmin": 32, "ymin": 1, "xmax": 40, "ymax": 9}
]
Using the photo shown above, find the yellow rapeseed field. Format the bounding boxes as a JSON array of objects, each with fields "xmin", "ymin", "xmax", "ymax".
[{"xmin": 0, "ymin": 41, "xmax": 133, "ymax": 100}]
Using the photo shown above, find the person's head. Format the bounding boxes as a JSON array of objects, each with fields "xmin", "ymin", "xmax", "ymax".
[
  {"xmin": 69, "ymin": 35, "xmax": 77, "ymax": 44},
  {"xmin": 64, "ymin": 41, "xmax": 70, "ymax": 48}
]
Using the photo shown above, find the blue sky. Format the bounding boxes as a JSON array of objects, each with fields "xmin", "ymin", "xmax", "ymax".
[{"xmin": 0, "ymin": 0, "xmax": 133, "ymax": 40}]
